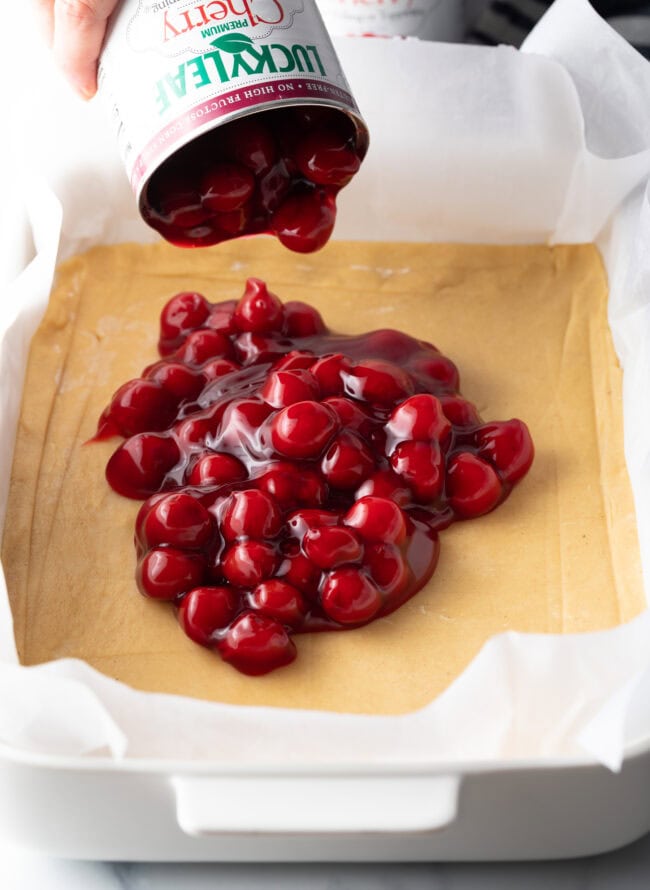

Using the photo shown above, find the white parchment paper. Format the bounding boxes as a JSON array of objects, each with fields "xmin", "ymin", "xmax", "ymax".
[{"xmin": 1, "ymin": 0, "xmax": 650, "ymax": 769}]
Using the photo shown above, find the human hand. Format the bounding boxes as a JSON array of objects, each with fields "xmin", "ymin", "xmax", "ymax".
[{"xmin": 35, "ymin": 0, "xmax": 122, "ymax": 99}]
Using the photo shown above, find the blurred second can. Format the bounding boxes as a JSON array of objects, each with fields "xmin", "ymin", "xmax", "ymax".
[{"xmin": 316, "ymin": 0, "xmax": 464, "ymax": 41}]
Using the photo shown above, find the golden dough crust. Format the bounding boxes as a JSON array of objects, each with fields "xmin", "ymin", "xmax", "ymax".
[{"xmin": 1, "ymin": 238, "xmax": 643, "ymax": 714}]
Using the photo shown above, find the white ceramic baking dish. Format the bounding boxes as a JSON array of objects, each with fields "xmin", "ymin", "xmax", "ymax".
[{"xmin": 1, "ymin": 740, "xmax": 650, "ymax": 861}]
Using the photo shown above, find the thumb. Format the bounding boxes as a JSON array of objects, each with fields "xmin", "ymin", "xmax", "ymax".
[{"xmin": 53, "ymin": 0, "xmax": 121, "ymax": 99}]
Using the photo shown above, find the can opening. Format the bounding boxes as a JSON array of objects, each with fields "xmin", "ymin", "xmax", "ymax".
[{"xmin": 139, "ymin": 104, "xmax": 369, "ymax": 254}]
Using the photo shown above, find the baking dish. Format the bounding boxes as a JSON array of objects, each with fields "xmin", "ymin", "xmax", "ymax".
[
  {"xmin": 1, "ymin": 740, "xmax": 650, "ymax": 860},
  {"xmin": 2, "ymin": 0, "xmax": 650, "ymax": 860}
]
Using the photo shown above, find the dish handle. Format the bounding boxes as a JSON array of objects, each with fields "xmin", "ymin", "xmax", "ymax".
[{"xmin": 171, "ymin": 772, "xmax": 461, "ymax": 835}]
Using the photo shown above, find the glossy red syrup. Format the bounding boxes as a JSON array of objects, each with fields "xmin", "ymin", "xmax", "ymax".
[
  {"xmin": 94, "ymin": 279, "xmax": 534, "ymax": 675},
  {"xmin": 140, "ymin": 107, "xmax": 366, "ymax": 254}
]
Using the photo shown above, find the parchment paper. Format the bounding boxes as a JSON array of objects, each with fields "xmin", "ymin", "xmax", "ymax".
[
  {"xmin": 2, "ymin": 0, "xmax": 650, "ymax": 767},
  {"xmin": 2, "ymin": 238, "xmax": 644, "ymax": 718},
  {"xmin": 3, "ymin": 239, "xmax": 645, "ymax": 714}
]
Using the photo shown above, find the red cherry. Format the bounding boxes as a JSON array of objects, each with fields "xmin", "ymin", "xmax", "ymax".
[
  {"xmin": 447, "ymin": 452, "xmax": 503, "ymax": 518},
  {"xmin": 271, "ymin": 400, "xmax": 338, "ymax": 459},
  {"xmin": 201, "ymin": 357, "xmax": 239, "ymax": 381},
  {"xmin": 154, "ymin": 219, "xmax": 224, "ymax": 248},
  {"xmin": 205, "ymin": 303, "xmax": 237, "ymax": 335},
  {"xmin": 138, "ymin": 548, "xmax": 206, "ymax": 600},
  {"xmin": 287, "ymin": 508, "xmax": 340, "ymax": 538},
  {"xmin": 178, "ymin": 586, "xmax": 239, "ymax": 645},
  {"xmin": 321, "ymin": 568, "xmax": 382, "ymax": 625},
  {"xmin": 200, "ymin": 162, "xmax": 254, "ymax": 212},
  {"xmin": 286, "ymin": 469, "xmax": 327, "ymax": 507},
  {"xmin": 257, "ymin": 462, "xmax": 326, "ymax": 507},
  {"xmin": 303, "ymin": 525, "xmax": 363, "ymax": 570},
  {"xmin": 216, "ymin": 204, "xmax": 253, "ymax": 237},
  {"xmin": 261, "ymin": 368, "xmax": 320, "ymax": 408},
  {"xmin": 255, "ymin": 461, "xmax": 299, "ymax": 506},
  {"xmin": 365, "ymin": 542, "xmax": 409, "ymax": 600},
  {"xmin": 134, "ymin": 492, "xmax": 167, "ymax": 543},
  {"xmin": 102, "ymin": 379, "xmax": 177, "ymax": 438},
  {"xmin": 187, "ymin": 453, "xmax": 247, "ymax": 487},
  {"xmin": 223, "ymin": 117, "xmax": 276, "ymax": 174},
  {"xmin": 174, "ymin": 405, "xmax": 223, "ymax": 447},
  {"xmin": 139, "ymin": 492, "xmax": 213, "ymax": 549},
  {"xmin": 294, "ymin": 127, "xmax": 361, "ymax": 187},
  {"xmin": 273, "ymin": 351, "xmax": 316, "ymax": 372},
  {"xmin": 271, "ymin": 190, "xmax": 336, "ymax": 254},
  {"xmin": 344, "ymin": 360, "xmax": 414, "ymax": 405},
  {"xmin": 475, "ymin": 419, "xmax": 534, "ymax": 484},
  {"xmin": 144, "ymin": 362, "xmax": 205, "ymax": 402},
  {"xmin": 411, "ymin": 354, "xmax": 460, "ymax": 392},
  {"xmin": 278, "ymin": 550, "xmax": 321, "ymax": 597},
  {"xmin": 222, "ymin": 540, "xmax": 278, "ymax": 587},
  {"xmin": 105, "ymin": 433, "xmax": 180, "ymax": 499},
  {"xmin": 283, "ymin": 301, "xmax": 327, "ymax": 337},
  {"xmin": 249, "ymin": 580, "xmax": 306, "ymax": 628},
  {"xmin": 387, "ymin": 394, "xmax": 452, "ymax": 445},
  {"xmin": 311, "ymin": 354, "xmax": 352, "ymax": 396},
  {"xmin": 355, "ymin": 469, "xmax": 412, "ymax": 507},
  {"xmin": 159, "ymin": 291, "xmax": 210, "ymax": 352},
  {"xmin": 323, "ymin": 397, "xmax": 373, "ymax": 438},
  {"xmin": 217, "ymin": 612, "xmax": 296, "ymax": 676},
  {"xmin": 221, "ymin": 489, "xmax": 282, "ymax": 541},
  {"xmin": 257, "ymin": 160, "xmax": 292, "ymax": 213},
  {"xmin": 219, "ymin": 398, "xmax": 273, "ymax": 451},
  {"xmin": 321, "ymin": 431, "xmax": 375, "ymax": 489},
  {"xmin": 295, "ymin": 472, "xmax": 328, "ymax": 507},
  {"xmin": 174, "ymin": 329, "xmax": 234, "ymax": 366},
  {"xmin": 439, "ymin": 395, "xmax": 481, "ymax": 428},
  {"xmin": 361, "ymin": 329, "xmax": 423, "ymax": 363},
  {"xmin": 233, "ymin": 332, "xmax": 288, "ymax": 366},
  {"xmin": 390, "ymin": 440, "xmax": 444, "ymax": 502},
  {"xmin": 344, "ymin": 496, "xmax": 407, "ymax": 545},
  {"xmin": 233, "ymin": 278, "xmax": 284, "ymax": 334},
  {"xmin": 151, "ymin": 177, "xmax": 210, "ymax": 228}
]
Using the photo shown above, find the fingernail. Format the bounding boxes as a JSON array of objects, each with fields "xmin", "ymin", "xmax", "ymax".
[{"xmin": 75, "ymin": 81, "xmax": 97, "ymax": 101}]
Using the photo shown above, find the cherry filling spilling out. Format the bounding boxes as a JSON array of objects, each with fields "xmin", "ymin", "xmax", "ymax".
[
  {"xmin": 94, "ymin": 278, "xmax": 535, "ymax": 675},
  {"xmin": 140, "ymin": 106, "xmax": 366, "ymax": 254}
]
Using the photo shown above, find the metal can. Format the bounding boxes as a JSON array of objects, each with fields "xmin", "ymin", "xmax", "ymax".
[
  {"xmin": 98, "ymin": 0, "xmax": 369, "ymax": 251},
  {"xmin": 315, "ymin": 0, "xmax": 464, "ymax": 41}
]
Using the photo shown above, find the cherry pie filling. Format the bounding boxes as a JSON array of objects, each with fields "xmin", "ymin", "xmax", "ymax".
[
  {"xmin": 140, "ymin": 106, "xmax": 367, "ymax": 254},
  {"xmin": 94, "ymin": 278, "xmax": 534, "ymax": 675}
]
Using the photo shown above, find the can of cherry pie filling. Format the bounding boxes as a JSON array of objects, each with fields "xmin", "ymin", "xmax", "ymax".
[
  {"xmin": 315, "ymin": 0, "xmax": 464, "ymax": 40},
  {"xmin": 98, "ymin": 0, "xmax": 369, "ymax": 252}
]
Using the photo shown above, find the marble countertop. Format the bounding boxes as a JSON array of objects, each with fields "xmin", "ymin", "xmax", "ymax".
[{"xmin": 5, "ymin": 829, "xmax": 650, "ymax": 890}]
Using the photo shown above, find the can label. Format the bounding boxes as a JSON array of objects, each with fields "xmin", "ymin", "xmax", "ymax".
[
  {"xmin": 99, "ymin": 0, "xmax": 364, "ymax": 199},
  {"xmin": 315, "ymin": 0, "xmax": 463, "ymax": 40}
]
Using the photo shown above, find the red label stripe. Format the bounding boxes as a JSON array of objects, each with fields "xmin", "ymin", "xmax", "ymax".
[{"xmin": 130, "ymin": 78, "xmax": 357, "ymax": 193}]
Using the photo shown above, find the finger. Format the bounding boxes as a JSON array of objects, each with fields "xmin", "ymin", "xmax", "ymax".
[
  {"xmin": 33, "ymin": 0, "xmax": 55, "ymax": 47},
  {"xmin": 53, "ymin": 0, "xmax": 119, "ymax": 99}
]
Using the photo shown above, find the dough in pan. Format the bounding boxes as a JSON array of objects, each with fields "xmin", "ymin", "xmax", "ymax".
[{"xmin": 1, "ymin": 239, "xmax": 643, "ymax": 714}]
